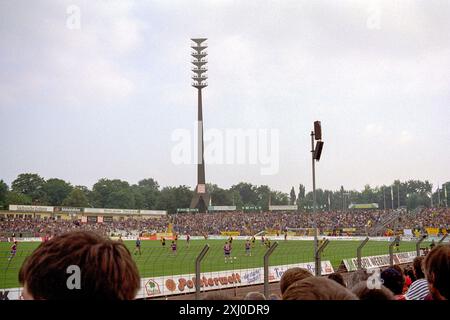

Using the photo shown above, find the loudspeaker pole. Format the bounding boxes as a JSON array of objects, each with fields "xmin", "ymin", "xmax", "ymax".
[
  {"xmin": 311, "ymin": 131, "xmax": 316, "ymax": 214},
  {"xmin": 310, "ymin": 121, "xmax": 324, "ymax": 256}
]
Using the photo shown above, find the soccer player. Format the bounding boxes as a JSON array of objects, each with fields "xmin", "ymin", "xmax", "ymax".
[
  {"xmin": 134, "ymin": 237, "xmax": 141, "ymax": 255},
  {"xmin": 228, "ymin": 236, "xmax": 233, "ymax": 244},
  {"xmin": 264, "ymin": 238, "xmax": 271, "ymax": 249},
  {"xmin": 245, "ymin": 240, "xmax": 252, "ymax": 256},
  {"xmin": 251, "ymin": 235, "xmax": 256, "ymax": 247},
  {"xmin": 161, "ymin": 237, "xmax": 166, "ymax": 247},
  {"xmin": 224, "ymin": 241, "xmax": 232, "ymax": 263},
  {"xmin": 8, "ymin": 241, "xmax": 18, "ymax": 261},
  {"xmin": 261, "ymin": 235, "xmax": 265, "ymax": 245},
  {"xmin": 186, "ymin": 234, "xmax": 190, "ymax": 248},
  {"xmin": 118, "ymin": 235, "xmax": 123, "ymax": 243},
  {"xmin": 171, "ymin": 241, "xmax": 177, "ymax": 256},
  {"xmin": 395, "ymin": 240, "xmax": 400, "ymax": 252},
  {"xmin": 174, "ymin": 233, "xmax": 178, "ymax": 242}
]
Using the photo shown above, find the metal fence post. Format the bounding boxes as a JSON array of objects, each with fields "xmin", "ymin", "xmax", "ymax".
[
  {"xmin": 438, "ymin": 234, "xmax": 448, "ymax": 244},
  {"xmin": 357, "ymin": 237, "xmax": 369, "ymax": 270},
  {"xmin": 315, "ymin": 239, "xmax": 330, "ymax": 276},
  {"xmin": 264, "ymin": 242, "xmax": 278, "ymax": 298},
  {"xmin": 389, "ymin": 236, "xmax": 400, "ymax": 266},
  {"xmin": 416, "ymin": 235, "xmax": 426, "ymax": 257},
  {"xmin": 195, "ymin": 244, "xmax": 210, "ymax": 300}
]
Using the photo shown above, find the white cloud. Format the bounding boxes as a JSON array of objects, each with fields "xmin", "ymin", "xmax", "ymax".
[
  {"xmin": 398, "ymin": 130, "xmax": 413, "ymax": 144},
  {"xmin": 364, "ymin": 123, "xmax": 385, "ymax": 137},
  {"xmin": 0, "ymin": 0, "xmax": 143, "ymax": 108}
]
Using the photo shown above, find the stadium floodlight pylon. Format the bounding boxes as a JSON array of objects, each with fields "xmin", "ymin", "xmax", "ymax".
[{"xmin": 190, "ymin": 38, "xmax": 210, "ymax": 213}]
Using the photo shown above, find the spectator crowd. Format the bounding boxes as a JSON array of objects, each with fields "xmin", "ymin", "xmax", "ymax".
[{"xmin": 1, "ymin": 207, "xmax": 449, "ymax": 238}]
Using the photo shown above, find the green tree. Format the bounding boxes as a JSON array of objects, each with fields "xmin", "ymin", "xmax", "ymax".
[
  {"xmin": 298, "ymin": 184, "xmax": 306, "ymax": 200},
  {"xmin": 156, "ymin": 186, "xmax": 193, "ymax": 214},
  {"xmin": 359, "ymin": 185, "xmax": 378, "ymax": 204},
  {"xmin": 270, "ymin": 191, "xmax": 289, "ymax": 205},
  {"xmin": 62, "ymin": 188, "xmax": 90, "ymax": 207},
  {"xmin": 91, "ymin": 179, "xmax": 130, "ymax": 208},
  {"xmin": 5, "ymin": 192, "xmax": 32, "ymax": 206},
  {"xmin": 207, "ymin": 184, "xmax": 233, "ymax": 206},
  {"xmin": 11, "ymin": 173, "xmax": 46, "ymax": 204},
  {"xmin": 290, "ymin": 187, "xmax": 296, "ymax": 205},
  {"xmin": 230, "ymin": 182, "xmax": 258, "ymax": 206},
  {"xmin": 106, "ymin": 189, "xmax": 135, "ymax": 209},
  {"xmin": 43, "ymin": 178, "xmax": 73, "ymax": 206},
  {"xmin": 138, "ymin": 178, "xmax": 159, "ymax": 190},
  {"xmin": 75, "ymin": 185, "xmax": 91, "ymax": 198},
  {"xmin": 137, "ymin": 179, "xmax": 160, "ymax": 209},
  {"xmin": 256, "ymin": 185, "xmax": 271, "ymax": 210},
  {"xmin": 0, "ymin": 180, "xmax": 8, "ymax": 209},
  {"xmin": 130, "ymin": 185, "xmax": 145, "ymax": 209},
  {"xmin": 443, "ymin": 182, "xmax": 450, "ymax": 207}
]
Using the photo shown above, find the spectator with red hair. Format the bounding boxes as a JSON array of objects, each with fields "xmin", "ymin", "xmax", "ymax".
[
  {"xmin": 19, "ymin": 231, "xmax": 140, "ymax": 300},
  {"xmin": 423, "ymin": 245, "xmax": 450, "ymax": 300}
]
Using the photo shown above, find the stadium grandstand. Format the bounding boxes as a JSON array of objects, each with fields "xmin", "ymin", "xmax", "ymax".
[{"xmin": 1, "ymin": 205, "xmax": 448, "ymax": 239}]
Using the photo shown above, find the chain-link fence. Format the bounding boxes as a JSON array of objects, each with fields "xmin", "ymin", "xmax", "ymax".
[{"xmin": 0, "ymin": 235, "xmax": 447, "ymax": 300}]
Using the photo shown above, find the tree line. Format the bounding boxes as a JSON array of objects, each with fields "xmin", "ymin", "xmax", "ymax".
[{"xmin": 0, "ymin": 173, "xmax": 448, "ymax": 213}]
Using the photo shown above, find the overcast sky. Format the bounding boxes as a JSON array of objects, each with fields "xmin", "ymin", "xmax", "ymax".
[{"xmin": 1, "ymin": 0, "xmax": 449, "ymax": 193}]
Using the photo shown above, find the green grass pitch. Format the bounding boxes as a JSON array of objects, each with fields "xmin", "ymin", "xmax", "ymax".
[{"xmin": 0, "ymin": 239, "xmax": 425, "ymax": 289}]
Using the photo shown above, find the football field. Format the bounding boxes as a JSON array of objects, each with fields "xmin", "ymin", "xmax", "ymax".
[{"xmin": 0, "ymin": 239, "xmax": 424, "ymax": 290}]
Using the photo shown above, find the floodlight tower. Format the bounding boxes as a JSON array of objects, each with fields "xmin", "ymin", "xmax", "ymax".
[{"xmin": 189, "ymin": 38, "xmax": 210, "ymax": 213}]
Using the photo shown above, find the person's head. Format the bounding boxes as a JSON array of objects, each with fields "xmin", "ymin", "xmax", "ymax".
[
  {"xmin": 279, "ymin": 268, "xmax": 313, "ymax": 295},
  {"xmin": 424, "ymin": 244, "xmax": 450, "ymax": 300},
  {"xmin": 413, "ymin": 256, "xmax": 425, "ymax": 279},
  {"xmin": 327, "ymin": 273, "xmax": 346, "ymax": 287},
  {"xmin": 380, "ymin": 268, "xmax": 404, "ymax": 295},
  {"xmin": 351, "ymin": 282, "xmax": 394, "ymax": 300},
  {"xmin": 244, "ymin": 292, "xmax": 266, "ymax": 300},
  {"xmin": 282, "ymin": 277, "xmax": 358, "ymax": 300},
  {"xmin": 19, "ymin": 231, "xmax": 140, "ymax": 300},
  {"xmin": 404, "ymin": 267, "xmax": 416, "ymax": 282},
  {"xmin": 392, "ymin": 265, "xmax": 403, "ymax": 277}
]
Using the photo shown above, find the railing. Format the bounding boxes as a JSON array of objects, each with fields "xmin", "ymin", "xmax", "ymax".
[
  {"xmin": 369, "ymin": 210, "xmax": 402, "ymax": 236},
  {"xmin": 0, "ymin": 235, "xmax": 436, "ymax": 300}
]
